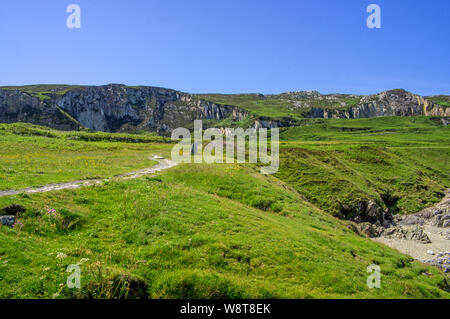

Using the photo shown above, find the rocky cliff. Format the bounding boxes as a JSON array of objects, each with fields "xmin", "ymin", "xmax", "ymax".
[
  {"xmin": 0, "ymin": 89, "xmax": 81, "ymax": 131},
  {"xmin": 0, "ymin": 85, "xmax": 448, "ymax": 133},
  {"xmin": 0, "ymin": 84, "xmax": 248, "ymax": 135},
  {"xmin": 303, "ymin": 89, "xmax": 450, "ymax": 119}
]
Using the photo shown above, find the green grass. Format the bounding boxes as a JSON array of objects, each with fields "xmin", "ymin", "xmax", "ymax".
[
  {"xmin": 197, "ymin": 94, "xmax": 304, "ymax": 120},
  {"xmin": 275, "ymin": 116, "xmax": 450, "ymax": 216},
  {"xmin": 196, "ymin": 93, "xmax": 362, "ymax": 121},
  {"xmin": 0, "ymin": 117, "xmax": 449, "ymax": 299},
  {"xmin": 0, "ymin": 123, "xmax": 173, "ymax": 190},
  {"xmin": 427, "ymin": 95, "xmax": 450, "ymax": 107},
  {"xmin": 0, "ymin": 164, "xmax": 448, "ymax": 299},
  {"xmin": 0, "ymin": 85, "xmax": 85, "ymax": 101}
]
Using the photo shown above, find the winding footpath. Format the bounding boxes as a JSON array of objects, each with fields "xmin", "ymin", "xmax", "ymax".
[
  {"xmin": 1, "ymin": 155, "xmax": 448, "ymax": 273},
  {"xmin": 0, "ymin": 156, "xmax": 177, "ymax": 198}
]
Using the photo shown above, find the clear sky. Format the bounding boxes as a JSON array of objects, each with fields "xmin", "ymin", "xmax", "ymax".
[{"xmin": 0, "ymin": 0, "xmax": 448, "ymax": 95}]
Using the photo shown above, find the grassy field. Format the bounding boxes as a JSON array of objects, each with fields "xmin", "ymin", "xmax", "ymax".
[
  {"xmin": 275, "ymin": 116, "xmax": 450, "ymax": 217},
  {"xmin": 197, "ymin": 93, "xmax": 449, "ymax": 124},
  {"xmin": 0, "ymin": 117, "xmax": 449, "ymax": 299},
  {"xmin": 0, "ymin": 123, "xmax": 173, "ymax": 190},
  {"xmin": 0, "ymin": 164, "xmax": 448, "ymax": 298},
  {"xmin": 196, "ymin": 93, "xmax": 362, "ymax": 121}
]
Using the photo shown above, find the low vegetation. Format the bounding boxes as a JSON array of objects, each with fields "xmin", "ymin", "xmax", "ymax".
[
  {"xmin": 197, "ymin": 93, "xmax": 362, "ymax": 120},
  {"xmin": 0, "ymin": 123, "xmax": 172, "ymax": 190},
  {"xmin": 0, "ymin": 116, "xmax": 449, "ymax": 299},
  {"xmin": 276, "ymin": 116, "xmax": 450, "ymax": 216},
  {"xmin": 0, "ymin": 164, "xmax": 448, "ymax": 298},
  {"xmin": 427, "ymin": 95, "xmax": 450, "ymax": 108}
]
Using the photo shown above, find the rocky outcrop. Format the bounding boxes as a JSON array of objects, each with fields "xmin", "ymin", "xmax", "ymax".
[
  {"xmin": 423, "ymin": 252, "xmax": 450, "ymax": 273},
  {"xmin": 356, "ymin": 190, "xmax": 450, "ymax": 239},
  {"xmin": 382, "ymin": 225, "xmax": 432, "ymax": 244},
  {"xmin": 339, "ymin": 199, "xmax": 394, "ymax": 228},
  {"xmin": 0, "ymin": 84, "xmax": 248, "ymax": 135},
  {"xmin": 54, "ymin": 85, "xmax": 248, "ymax": 135},
  {"xmin": 254, "ymin": 117, "xmax": 300, "ymax": 129},
  {"xmin": 0, "ymin": 89, "xmax": 81, "ymax": 130},
  {"xmin": 0, "ymin": 216, "xmax": 15, "ymax": 227},
  {"xmin": 254, "ymin": 119, "xmax": 280, "ymax": 129},
  {"xmin": 356, "ymin": 190, "xmax": 450, "ymax": 273},
  {"xmin": 304, "ymin": 89, "xmax": 450, "ymax": 119},
  {"xmin": 399, "ymin": 190, "xmax": 450, "ymax": 228},
  {"xmin": 355, "ymin": 200, "xmax": 394, "ymax": 227},
  {"xmin": 1, "ymin": 86, "xmax": 448, "ymax": 134}
]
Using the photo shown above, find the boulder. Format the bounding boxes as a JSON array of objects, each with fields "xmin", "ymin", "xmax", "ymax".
[
  {"xmin": 431, "ymin": 214, "xmax": 450, "ymax": 228},
  {"xmin": 383, "ymin": 225, "xmax": 431, "ymax": 244},
  {"xmin": 399, "ymin": 214, "xmax": 424, "ymax": 226},
  {"xmin": 353, "ymin": 200, "xmax": 393, "ymax": 227},
  {"xmin": 424, "ymin": 257, "xmax": 450, "ymax": 273},
  {"xmin": 0, "ymin": 216, "xmax": 15, "ymax": 227},
  {"xmin": 406, "ymin": 226, "xmax": 432, "ymax": 244},
  {"xmin": 356, "ymin": 222, "xmax": 384, "ymax": 238}
]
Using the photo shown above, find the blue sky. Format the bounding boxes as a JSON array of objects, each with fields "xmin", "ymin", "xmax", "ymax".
[{"xmin": 0, "ymin": 0, "xmax": 448, "ymax": 95}]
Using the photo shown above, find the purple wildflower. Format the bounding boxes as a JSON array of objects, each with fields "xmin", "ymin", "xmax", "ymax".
[
  {"xmin": 12, "ymin": 220, "xmax": 24, "ymax": 229},
  {"xmin": 46, "ymin": 208, "xmax": 58, "ymax": 219}
]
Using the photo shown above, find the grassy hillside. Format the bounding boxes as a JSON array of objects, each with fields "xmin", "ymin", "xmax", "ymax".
[
  {"xmin": 276, "ymin": 117, "xmax": 450, "ymax": 217},
  {"xmin": 0, "ymin": 164, "xmax": 448, "ymax": 299},
  {"xmin": 0, "ymin": 123, "xmax": 172, "ymax": 190},
  {"xmin": 197, "ymin": 92, "xmax": 362, "ymax": 120},
  {"xmin": 0, "ymin": 118, "xmax": 449, "ymax": 299},
  {"xmin": 427, "ymin": 95, "xmax": 450, "ymax": 107}
]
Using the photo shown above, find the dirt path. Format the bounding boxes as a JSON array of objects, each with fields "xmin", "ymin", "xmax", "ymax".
[{"xmin": 0, "ymin": 156, "xmax": 177, "ymax": 198}]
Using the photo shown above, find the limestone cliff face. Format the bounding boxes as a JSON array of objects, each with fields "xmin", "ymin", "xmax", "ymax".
[
  {"xmin": 55, "ymin": 84, "xmax": 248, "ymax": 134},
  {"xmin": 0, "ymin": 89, "xmax": 80, "ymax": 130},
  {"xmin": 0, "ymin": 84, "xmax": 248, "ymax": 135},
  {"xmin": 0, "ymin": 86, "xmax": 448, "ymax": 133},
  {"xmin": 55, "ymin": 85, "xmax": 249, "ymax": 134},
  {"xmin": 304, "ymin": 89, "xmax": 450, "ymax": 119}
]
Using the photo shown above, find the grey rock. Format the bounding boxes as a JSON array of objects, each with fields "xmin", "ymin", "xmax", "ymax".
[
  {"xmin": 305, "ymin": 89, "xmax": 449, "ymax": 119},
  {"xmin": 398, "ymin": 189, "xmax": 450, "ymax": 228},
  {"xmin": 399, "ymin": 214, "xmax": 424, "ymax": 226},
  {"xmin": 424, "ymin": 257, "xmax": 450, "ymax": 273},
  {"xmin": 356, "ymin": 222, "xmax": 384, "ymax": 238},
  {"xmin": 406, "ymin": 226, "xmax": 432, "ymax": 244},
  {"xmin": 353, "ymin": 200, "xmax": 393, "ymax": 227},
  {"xmin": 383, "ymin": 226, "xmax": 431, "ymax": 244},
  {"xmin": 0, "ymin": 215, "xmax": 15, "ymax": 227},
  {"xmin": 1, "ymin": 86, "xmax": 449, "ymax": 135},
  {"xmin": 0, "ymin": 90, "xmax": 81, "ymax": 131}
]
